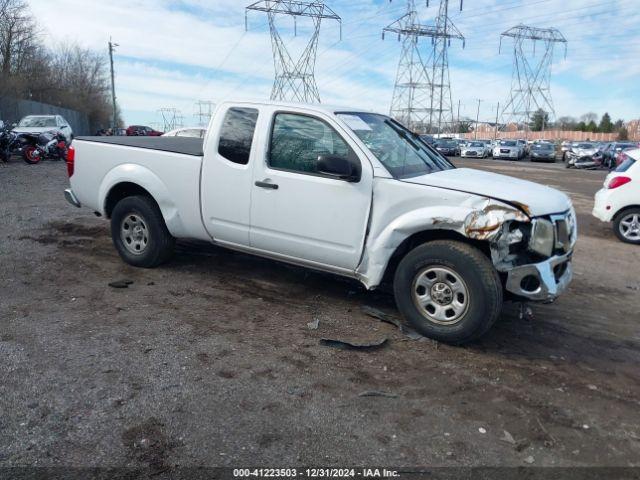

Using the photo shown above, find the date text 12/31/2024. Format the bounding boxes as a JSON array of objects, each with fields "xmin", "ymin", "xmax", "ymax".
[{"xmin": 233, "ymin": 469, "xmax": 401, "ymax": 478}]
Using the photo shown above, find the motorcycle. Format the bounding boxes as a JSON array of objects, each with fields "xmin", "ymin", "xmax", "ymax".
[
  {"xmin": 0, "ymin": 122, "xmax": 20, "ymax": 163},
  {"xmin": 18, "ymin": 131, "xmax": 69, "ymax": 164}
]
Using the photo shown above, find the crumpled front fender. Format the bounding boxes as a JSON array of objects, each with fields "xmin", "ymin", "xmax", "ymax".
[{"xmin": 356, "ymin": 191, "xmax": 529, "ymax": 289}]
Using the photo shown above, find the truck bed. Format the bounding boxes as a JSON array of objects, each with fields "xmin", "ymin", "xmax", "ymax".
[{"xmin": 75, "ymin": 136, "xmax": 204, "ymax": 156}]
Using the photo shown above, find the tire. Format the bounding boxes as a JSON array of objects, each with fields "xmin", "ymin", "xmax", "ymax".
[
  {"xmin": 23, "ymin": 146, "xmax": 41, "ymax": 164},
  {"xmin": 393, "ymin": 240, "xmax": 503, "ymax": 345},
  {"xmin": 613, "ymin": 208, "xmax": 640, "ymax": 245},
  {"xmin": 111, "ymin": 195, "xmax": 175, "ymax": 268}
]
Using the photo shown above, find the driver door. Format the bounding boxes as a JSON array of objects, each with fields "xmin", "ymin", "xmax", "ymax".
[{"xmin": 249, "ymin": 110, "xmax": 373, "ymax": 271}]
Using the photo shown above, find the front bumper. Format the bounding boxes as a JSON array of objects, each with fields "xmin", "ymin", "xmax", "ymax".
[
  {"xmin": 505, "ymin": 253, "xmax": 573, "ymax": 302},
  {"xmin": 494, "ymin": 151, "xmax": 519, "ymax": 159},
  {"xmin": 64, "ymin": 188, "xmax": 81, "ymax": 208}
]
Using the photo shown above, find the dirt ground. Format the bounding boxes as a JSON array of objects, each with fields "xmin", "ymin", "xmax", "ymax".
[{"xmin": 1, "ymin": 155, "xmax": 639, "ymax": 473}]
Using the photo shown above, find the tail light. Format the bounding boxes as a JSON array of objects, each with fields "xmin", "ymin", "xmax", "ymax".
[
  {"xmin": 607, "ymin": 176, "xmax": 631, "ymax": 189},
  {"xmin": 66, "ymin": 146, "xmax": 75, "ymax": 177}
]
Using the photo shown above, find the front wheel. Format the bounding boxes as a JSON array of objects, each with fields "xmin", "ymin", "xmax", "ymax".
[
  {"xmin": 614, "ymin": 208, "xmax": 640, "ymax": 244},
  {"xmin": 111, "ymin": 195, "xmax": 175, "ymax": 268},
  {"xmin": 23, "ymin": 146, "xmax": 41, "ymax": 164},
  {"xmin": 393, "ymin": 240, "xmax": 503, "ymax": 344}
]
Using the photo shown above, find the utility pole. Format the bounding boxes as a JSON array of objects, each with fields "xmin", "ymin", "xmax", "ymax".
[
  {"xmin": 456, "ymin": 99, "xmax": 461, "ymax": 132},
  {"xmin": 108, "ymin": 38, "xmax": 119, "ymax": 131},
  {"xmin": 475, "ymin": 99, "xmax": 482, "ymax": 140},
  {"xmin": 494, "ymin": 102, "xmax": 500, "ymax": 140}
]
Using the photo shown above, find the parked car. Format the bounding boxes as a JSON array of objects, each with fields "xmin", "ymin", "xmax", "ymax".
[
  {"xmin": 560, "ymin": 141, "xmax": 573, "ymax": 161},
  {"xmin": 566, "ymin": 142, "xmax": 599, "ymax": 168},
  {"xmin": 529, "ymin": 142, "xmax": 556, "ymax": 162},
  {"xmin": 493, "ymin": 140, "xmax": 523, "ymax": 160},
  {"xmin": 434, "ymin": 139, "xmax": 460, "ymax": 156},
  {"xmin": 126, "ymin": 125, "xmax": 163, "ymax": 136},
  {"xmin": 64, "ymin": 100, "xmax": 576, "ymax": 345},
  {"xmin": 419, "ymin": 134, "xmax": 436, "ymax": 146},
  {"xmin": 517, "ymin": 139, "xmax": 529, "ymax": 156},
  {"xmin": 461, "ymin": 141, "xmax": 489, "ymax": 158},
  {"xmin": 593, "ymin": 149, "xmax": 640, "ymax": 244},
  {"xmin": 13, "ymin": 115, "xmax": 73, "ymax": 143},
  {"xmin": 163, "ymin": 127, "xmax": 207, "ymax": 138}
]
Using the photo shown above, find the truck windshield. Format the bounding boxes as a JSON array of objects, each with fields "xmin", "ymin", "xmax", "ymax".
[{"xmin": 336, "ymin": 112, "xmax": 454, "ymax": 178}]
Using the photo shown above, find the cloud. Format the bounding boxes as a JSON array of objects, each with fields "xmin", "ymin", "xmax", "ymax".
[{"xmin": 27, "ymin": 0, "xmax": 639, "ymax": 125}]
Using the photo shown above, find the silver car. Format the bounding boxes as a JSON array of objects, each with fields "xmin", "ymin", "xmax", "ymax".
[
  {"xmin": 493, "ymin": 140, "xmax": 523, "ymax": 160},
  {"xmin": 13, "ymin": 115, "xmax": 74, "ymax": 143},
  {"xmin": 461, "ymin": 141, "xmax": 489, "ymax": 158}
]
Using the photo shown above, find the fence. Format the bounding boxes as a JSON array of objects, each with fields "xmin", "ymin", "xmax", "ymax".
[
  {"xmin": 0, "ymin": 96, "xmax": 90, "ymax": 136},
  {"xmin": 463, "ymin": 129, "xmax": 637, "ymax": 142}
]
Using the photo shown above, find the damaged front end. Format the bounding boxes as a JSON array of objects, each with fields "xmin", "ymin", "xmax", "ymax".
[{"xmin": 480, "ymin": 203, "xmax": 577, "ymax": 303}]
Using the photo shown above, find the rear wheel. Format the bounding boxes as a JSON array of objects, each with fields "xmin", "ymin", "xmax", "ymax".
[
  {"xmin": 393, "ymin": 240, "xmax": 503, "ymax": 345},
  {"xmin": 23, "ymin": 146, "xmax": 41, "ymax": 164},
  {"xmin": 614, "ymin": 208, "xmax": 640, "ymax": 244},
  {"xmin": 111, "ymin": 195, "xmax": 175, "ymax": 267}
]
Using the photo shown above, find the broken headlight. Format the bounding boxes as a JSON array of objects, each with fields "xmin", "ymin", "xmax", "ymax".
[{"xmin": 529, "ymin": 218, "xmax": 555, "ymax": 257}]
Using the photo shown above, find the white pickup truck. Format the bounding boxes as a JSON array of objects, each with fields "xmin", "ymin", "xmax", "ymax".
[{"xmin": 64, "ymin": 101, "xmax": 577, "ymax": 344}]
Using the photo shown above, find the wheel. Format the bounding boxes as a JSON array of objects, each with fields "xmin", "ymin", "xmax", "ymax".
[
  {"xmin": 111, "ymin": 195, "xmax": 175, "ymax": 268},
  {"xmin": 614, "ymin": 208, "xmax": 640, "ymax": 244},
  {"xmin": 393, "ymin": 240, "xmax": 503, "ymax": 345},
  {"xmin": 23, "ymin": 146, "xmax": 41, "ymax": 164}
]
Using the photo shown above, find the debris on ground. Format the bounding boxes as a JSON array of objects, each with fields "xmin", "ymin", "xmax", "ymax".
[
  {"xmin": 524, "ymin": 456, "xmax": 535, "ymax": 464},
  {"xmin": 362, "ymin": 306, "xmax": 424, "ymax": 340},
  {"xmin": 307, "ymin": 318, "xmax": 320, "ymax": 330},
  {"xmin": 320, "ymin": 337, "xmax": 388, "ymax": 351},
  {"xmin": 358, "ymin": 391, "xmax": 399, "ymax": 399},
  {"xmin": 108, "ymin": 280, "xmax": 134, "ymax": 289},
  {"xmin": 479, "ymin": 427, "xmax": 487, "ymax": 434},
  {"xmin": 500, "ymin": 430, "xmax": 517, "ymax": 445},
  {"xmin": 519, "ymin": 303, "xmax": 534, "ymax": 321}
]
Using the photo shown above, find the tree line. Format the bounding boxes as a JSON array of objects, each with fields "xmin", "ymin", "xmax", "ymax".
[{"xmin": 0, "ymin": 0, "xmax": 119, "ymax": 130}]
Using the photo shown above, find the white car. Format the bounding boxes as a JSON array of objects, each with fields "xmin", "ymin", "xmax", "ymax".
[
  {"xmin": 461, "ymin": 141, "xmax": 489, "ymax": 158},
  {"xmin": 593, "ymin": 149, "xmax": 640, "ymax": 244},
  {"xmin": 63, "ymin": 100, "xmax": 576, "ymax": 344},
  {"xmin": 162, "ymin": 127, "xmax": 207, "ymax": 138},
  {"xmin": 13, "ymin": 115, "xmax": 74, "ymax": 143},
  {"xmin": 493, "ymin": 140, "xmax": 523, "ymax": 160}
]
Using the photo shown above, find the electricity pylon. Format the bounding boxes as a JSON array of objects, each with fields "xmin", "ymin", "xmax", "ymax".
[
  {"xmin": 158, "ymin": 108, "xmax": 181, "ymax": 132},
  {"xmin": 385, "ymin": 0, "xmax": 464, "ymax": 133},
  {"xmin": 499, "ymin": 24, "xmax": 567, "ymax": 132},
  {"xmin": 246, "ymin": 1, "xmax": 341, "ymax": 103},
  {"xmin": 195, "ymin": 101, "xmax": 216, "ymax": 127}
]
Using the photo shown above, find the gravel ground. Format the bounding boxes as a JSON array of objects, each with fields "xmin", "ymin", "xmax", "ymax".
[{"xmin": 1, "ymin": 155, "xmax": 639, "ymax": 473}]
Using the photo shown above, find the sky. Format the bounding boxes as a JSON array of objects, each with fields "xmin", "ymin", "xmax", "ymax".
[{"xmin": 28, "ymin": 0, "xmax": 640, "ymax": 129}]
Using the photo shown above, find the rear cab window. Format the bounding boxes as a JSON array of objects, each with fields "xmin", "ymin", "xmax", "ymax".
[{"xmin": 218, "ymin": 107, "xmax": 259, "ymax": 165}]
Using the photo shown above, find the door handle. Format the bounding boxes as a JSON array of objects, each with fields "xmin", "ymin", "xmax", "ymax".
[{"xmin": 255, "ymin": 181, "xmax": 279, "ymax": 190}]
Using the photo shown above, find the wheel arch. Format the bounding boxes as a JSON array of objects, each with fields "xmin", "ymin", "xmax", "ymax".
[
  {"xmin": 99, "ymin": 164, "xmax": 185, "ymax": 237},
  {"xmin": 613, "ymin": 204, "xmax": 640, "ymax": 221},
  {"xmin": 380, "ymin": 229, "xmax": 492, "ymax": 288}
]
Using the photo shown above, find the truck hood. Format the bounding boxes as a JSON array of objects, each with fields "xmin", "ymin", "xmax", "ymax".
[{"xmin": 402, "ymin": 167, "xmax": 572, "ymax": 217}]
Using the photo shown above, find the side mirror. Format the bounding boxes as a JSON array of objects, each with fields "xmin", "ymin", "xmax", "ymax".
[{"xmin": 317, "ymin": 155, "xmax": 359, "ymax": 182}]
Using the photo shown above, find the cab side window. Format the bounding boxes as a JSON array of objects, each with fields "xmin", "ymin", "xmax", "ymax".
[
  {"xmin": 268, "ymin": 113, "xmax": 351, "ymax": 174},
  {"xmin": 218, "ymin": 108, "xmax": 259, "ymax": 165}
]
